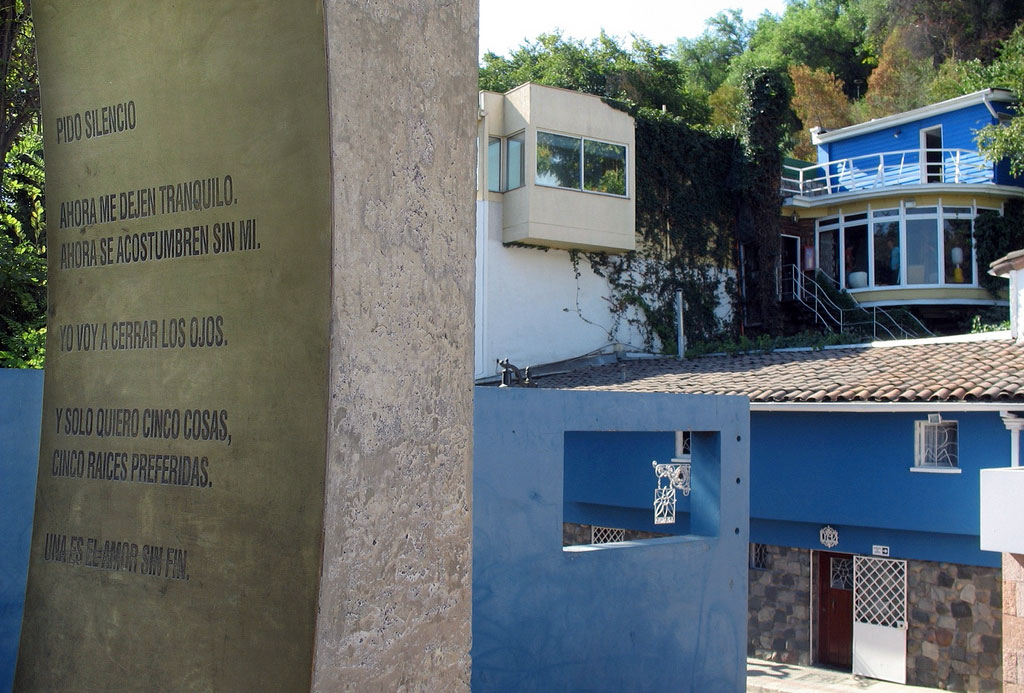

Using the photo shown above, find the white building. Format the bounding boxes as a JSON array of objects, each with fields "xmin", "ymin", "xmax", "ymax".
[{"xmin": 474, "ymin": 84, "xmax": 646, "ymax": 380}]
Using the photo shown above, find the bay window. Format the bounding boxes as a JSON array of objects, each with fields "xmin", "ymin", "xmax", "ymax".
[
  {"xmin": 815, "ymin": 203, "xmax": 990, "ymax": 291},
  {"xmin": 536, "ymin": 130, "xmax": 628, "ymax": 197}
]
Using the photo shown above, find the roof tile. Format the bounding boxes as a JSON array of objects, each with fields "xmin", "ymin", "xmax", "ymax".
[{"xmin": 532, "ymin": 338, "xmax": 1024, "ymax": 404}]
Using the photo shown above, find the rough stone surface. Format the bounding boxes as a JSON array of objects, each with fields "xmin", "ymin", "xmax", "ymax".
[
  {"xmin": 747, "ymin": 545, "xmax": 812, "ymax": 665},
  {"xmin": 1005, "ymin": 554, "xmax": 1024, "ymax": 693},
  {"xmin": 907, "ymin": 559, "xmax": 1002, "ymax": 692},
  {"xmin": 311, "ymin": 1, "xmax": 477, "ymax": 689}
]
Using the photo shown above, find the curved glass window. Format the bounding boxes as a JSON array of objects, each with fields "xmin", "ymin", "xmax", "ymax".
[{"xmin": 816, "ymin": 204, "xmax": 981, "ymax": 290}]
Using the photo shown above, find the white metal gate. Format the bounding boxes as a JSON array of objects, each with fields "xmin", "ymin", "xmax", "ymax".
[{"xmin": 853, "ymin": 556, "xmax": 907, "ymax": 683}]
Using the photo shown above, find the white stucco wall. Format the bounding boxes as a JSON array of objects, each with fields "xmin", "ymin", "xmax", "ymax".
[{"xmin": 475, "ymin": 200, "xmax": 650, "ymax": 379}]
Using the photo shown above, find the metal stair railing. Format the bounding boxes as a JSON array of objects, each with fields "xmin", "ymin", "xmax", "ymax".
[{"xmin": 780, "ymin": 265, "xmax": 934, "ymax": 340}]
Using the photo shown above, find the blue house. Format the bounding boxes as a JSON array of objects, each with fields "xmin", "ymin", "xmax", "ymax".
[
  {"xmin": 533, "ymin": 333, "xmax": 1024, "ymax": 691},
  {"xmin": 778, "ymin": 88, "xmax": 1023, "ymax": 331}
]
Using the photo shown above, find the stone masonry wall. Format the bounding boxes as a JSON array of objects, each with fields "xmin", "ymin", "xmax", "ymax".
[
  {"xmin": 1003, "ymin": 553, "xmax": 1024, "ymax": 693},
  {"xmin": 906, "ymin": 559, "xmax": 1002, "ymax": 691},
  {"xmin": 748, "ymin": 545, "xmax": 812, "ymax": 665}
]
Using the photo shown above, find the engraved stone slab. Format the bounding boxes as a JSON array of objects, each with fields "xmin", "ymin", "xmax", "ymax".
[{"xmin": 17, "ymin": 2, "xmax": 475, "ymax": 690}]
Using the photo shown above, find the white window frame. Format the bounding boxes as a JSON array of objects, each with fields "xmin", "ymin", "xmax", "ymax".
[
  {"xmin": 506, "ymin": 130, "xmax": 525, "ymax": 191},
  {"xmin": 912, "ymin": 414, "xmax": 961, "ymax": 474},
  {"xmin": 814, "ymin": 201, "xmax": 984, "ymax": 292}
]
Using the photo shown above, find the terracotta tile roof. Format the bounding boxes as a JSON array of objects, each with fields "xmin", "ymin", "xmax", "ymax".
[{"xmin": 532, "ymin": 336, "xmax": 1024, "ymax": 404}]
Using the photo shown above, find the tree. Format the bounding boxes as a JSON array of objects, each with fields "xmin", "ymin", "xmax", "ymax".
[
  {"xmin": 861, "ymin": 0, "xmax": 1024, "ymax": 65},
  {"xmin": 972, "ymin": 24, "xmax": 1024, "ymax": 175},
  {"xmin": 0, "ymin": 128, "xmax": 45, "ymax": 367},
  {"xmin": 674, "ymin": 10, "xmax": 752, "ymax": 96},
  {"xmin": 0, "ymin": 0, "xmax": 37, "ymax": 181},
  {"xmin": 854, "ymin": 27, "xmax": 936, "ymax": 120},
  {"xmin": 0, "ymin": 0, "xmax": 44, "ymax": 367},
  {"xmin": 741, "ymin": 67, "xmax": 789, "ymax": 334},
  {"xmin": 734, "ymin": 0, "xmax": 872, "ymax": 99},
  {"xmin": 788, "ymin": 64, "xmax": 853, "ymax": 159},
  {"xmin": 479, "ymin": 32, "xmax": 710, "ymax": 123}
]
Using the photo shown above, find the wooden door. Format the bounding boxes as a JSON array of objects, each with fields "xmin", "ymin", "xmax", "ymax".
[{"xmin": 817, "ymin": 551, "xmax": 853, "ymax": 670}]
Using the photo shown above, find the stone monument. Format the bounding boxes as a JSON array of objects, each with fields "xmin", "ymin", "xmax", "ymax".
[{"xmin": 16, "ymin": 2, "xmax": 475, "ymax": 690}]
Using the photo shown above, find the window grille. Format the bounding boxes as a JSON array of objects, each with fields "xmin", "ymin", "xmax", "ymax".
[
  {"xmin": 915, "ymin": 416, "xmax": 958, "ymax": 468},
  {"xmin": 591, "ymin": 526, "xmax": 625, "ymax": 544},
  {"xmin": 675, "ymin": 430, "xmax": 691, "ymax": 458},
  {"xmin": 830, "ymin": 556, "xmax": 854, "ymax": 590},
  {"xmin": 750, "ymin": 543, "xmax": 770, "ymax": 570}
]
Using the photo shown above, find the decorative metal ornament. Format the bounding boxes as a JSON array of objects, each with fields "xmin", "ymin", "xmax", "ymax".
[
  {"xmin": 819, "ymin": 525, "xmax": 839, "ymax": 548},
  {"xmin": 652, "ymin": 460, "xmax": 691, "ymax": 525}
]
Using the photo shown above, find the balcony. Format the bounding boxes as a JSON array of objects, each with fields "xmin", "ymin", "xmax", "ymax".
[
  {"xmin": 980, "ymin": 466, "xmax": 1024, "ymax": 553},
  {"xmin": 782, "ymin": 149, "xmax": 994, "ymax": 198}
]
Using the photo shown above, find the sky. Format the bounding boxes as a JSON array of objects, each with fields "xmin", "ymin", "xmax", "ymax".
[{"xmin": 479, "ymin": 0, "xmax": 790, "ymax": 60}]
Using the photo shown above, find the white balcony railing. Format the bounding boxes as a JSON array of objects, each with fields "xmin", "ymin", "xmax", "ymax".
[{"xmin": 782, "ymin": 149, "xmax": 994, "ymax": 197}]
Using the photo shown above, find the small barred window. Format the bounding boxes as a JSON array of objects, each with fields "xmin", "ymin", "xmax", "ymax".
[
  {"xmin": 915, "ymin": 415, "xmax": 958, "ymax": 468},
  {"xmin": 750, "ymin": 543, "xmax": 770, "ymax": 570}
]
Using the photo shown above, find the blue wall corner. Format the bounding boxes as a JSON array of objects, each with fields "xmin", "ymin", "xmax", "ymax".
[
  {"xmin": 0, "ymin": 369, "xmax": 43, "ymax": 693},
  {"xmin": 473, "ymin": 387, "xmax": 750, "ymax": 691}
]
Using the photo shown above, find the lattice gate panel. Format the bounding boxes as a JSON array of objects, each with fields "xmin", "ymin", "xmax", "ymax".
[{"xmin": 853, "ymin": 556, "xmax": 907, "ymax": 629}]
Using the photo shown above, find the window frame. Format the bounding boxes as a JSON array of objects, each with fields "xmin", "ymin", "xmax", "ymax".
[
  {"xmin": 912, "ymin": 414, "xmax": 961, "ymax": 474},
  {"xmin": 506, "ymin": 130, "xmax": 525, "ymax": 191},
  {"xmin": 534, "ymin": 129, "xmax": 629, "ymax": 198},
  {"xmin": 486, "ymin": 136, "xmax": 503, "ymax": 193},
  {"xmin": 814, "ymin": 201, "xmax": 985, "ymax": 292}
]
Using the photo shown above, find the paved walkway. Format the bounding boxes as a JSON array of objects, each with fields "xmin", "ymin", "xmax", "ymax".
[{"xmin": 747, "ymin": 658, "xmax": 938, "ymax": 692}]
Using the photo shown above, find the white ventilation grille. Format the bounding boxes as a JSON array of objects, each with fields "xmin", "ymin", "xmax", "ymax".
[
  {"xmin": 854, "ymin": 556, "xmax": 907, "ymax": 629},
  {"xmin": 591, "ymin": 526, "xmax": 625, "ymax": 544}
]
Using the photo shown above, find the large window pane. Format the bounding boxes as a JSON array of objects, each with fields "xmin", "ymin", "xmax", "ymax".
[
  {"xmin": 536, "ymin": 131, "xmax": 581, "ymax": 189},
  {"xmin": 906, "ymin": 217, "xmax": 939, "ymax": 284},
  {"xmin": 819, "ymin": 228, "xmax": 839, "ymax": 285},
  {"xmin": 873, "ymin": 220, "xmax": 900, "ymax": 286},
  {"xmin": 506, "ymin": 132, "xmax": 524, "ymax": 190},
  {"xmin": 583, "ymin": 139, "xmax": 626, "ymax": 195},
  {"xmin": 944, "ymin": 218, "xmax": 973, "ymax": 284},
  {"xmin": 844, "ymin": 224, "xmax": 869, "ymax": 288},
  {"xmin": 487, "ymin": 137, "xmax": 502, "ymax": 192}
]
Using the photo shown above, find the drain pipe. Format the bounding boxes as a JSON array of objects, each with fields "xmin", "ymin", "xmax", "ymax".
[{"xmin": 676, "ymin": 290, "xmax": 685, "ymax": 359}]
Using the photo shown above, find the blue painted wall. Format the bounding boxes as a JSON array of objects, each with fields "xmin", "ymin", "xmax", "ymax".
[
  {"xmin": 749, "ymin": 410, "xmax": 1006, "ymax": 568},
  {"xmin": 823, "ymin": 103, "xmax": 997, "ymax": 161},
  {"xmin": 474, "ymin": 388, "xmax": 749, "ymax": 691},
  {"xmin": 817, "ymin": 101, "xmax": 1021, "ymax": 187},
  {"xmin": 0, "ymin": 370, "xmax": 42, "ymax": 693}
]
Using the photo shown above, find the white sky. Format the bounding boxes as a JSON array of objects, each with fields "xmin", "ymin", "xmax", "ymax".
[{"xmin": 479, "ymin": 0, "xmax": 789, "ymax": 59}]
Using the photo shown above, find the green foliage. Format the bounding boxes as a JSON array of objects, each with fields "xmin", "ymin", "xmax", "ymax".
[
  {"xmin": 974, "ymin": 201, "xmax": 1024, "ymax": 295},
  {"xmin": 674, "ymin": 10, "xmax": 752, "ymax": 96},
  {"xmin": 0, "ymin": 0, "xmax": 38, "ymax": 173},
  {"xmin": 740, "ymin": 67, "xmax": 789, "ymax": 334},
  {"xmin": 970, "ymin": 312, "xmax": 1011, "ymax": 334},
  {"xmin": 685, "ymin": 329, "xmax": 865, "ymax": 357},
  {"xmin": 0, "ymin": 129, "xmax": 45, "ymax": 367},
  {"xmin": 0, "ymin": 1, "xmax": 45, "ymax": 367},
  {"xmin": 479, "ymin": 32, "xmax": 710, "ymax": 123},
  {"xmin": 734, "ymin": 0, "xmax": 872, "ymax": 99},
  {"xmin": 580, "ymin": 106, "xmax": 744, "ymax": 351}
]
